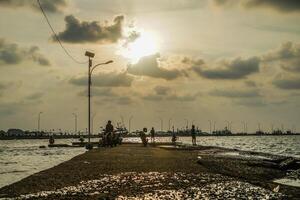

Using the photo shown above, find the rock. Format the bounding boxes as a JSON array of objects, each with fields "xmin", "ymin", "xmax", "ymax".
[
  {"xmin": 273, "ymin": 185, "xmax": 280, "ymax": 193},
  {"xmin": 278, "ymin": 157, "xmax": 298, "ymax": 170}
]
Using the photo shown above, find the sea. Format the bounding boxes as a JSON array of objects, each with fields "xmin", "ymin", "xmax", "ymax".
[{"xmin": 0, "ymin": 135, "xmax": 299, "ymax": 188}]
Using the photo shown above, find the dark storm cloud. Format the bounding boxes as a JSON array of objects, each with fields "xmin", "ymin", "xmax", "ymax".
[
  {"xmin": 0, "ymin": 100, "xmax": 42, "ymax": 117},
  {"xmin": 116, "ymin": 96, "xmax": 133, "ymax": 105},
  {"xmin": 26, "ymin": 92, "xmax": 44, "ymax": 101},
  {"xmin": 214, "ymin": 0, "xmax": 300, "ymax": 13},
  {"xmin": 165, "ymin": 93, "xmax": 200, "ymax": 102},
  {"xmin": 142, "ymin": 94, "xmax": 163, "ymax": 101},
  {"xmin": 263, "ymin": 42, "xmax": 300, "ymax": 73},
  {"xmin": 192, "ymin": 57, "xmax": 260, "ymax": 80},
  {"xmin": 244, "ymin": 80, "xmax": 257, "ymax": 87},
  {"xmin": 70, "ymin": 71, "xmax": 134, "ymax": 87},
  {"xmin": 209, "ymin": 88, "xmax": 261, "ymax": 98},
  {"xmin": 28, "ymin": 46, "xmax": 51, "ymax": 66},
  {"xmin": 0, "ymin": 82, "xmax": 10, "ymax": 91},
  {"xmin": 235, "ymin": 99, "xmax": 267, "ymax": 107},
  {"xmin": 0, "ymin": 0, "xmax": 67, "ymax": 13},
  {"xmin": 127, "ymin": 54, "xmax": 185, "ymax": 80},
  {"xmin": 78, "ymin": 88, "xmax": 117, "ymax": 97},
  {"xmin": 273, "ymin": 77, "xmax": 300, "ymax": 90},
  {"xmin": 0, "ymin": 103, "xmax": 17, "ymax": 116},
  {"xmin": 143, "ymin": 87, "xmax": 200, "ymax": 102},
  {"xmin": 95, "ymin": 95, "xmax": 134, "ymax": 106},
  {"xmin": 154, "ymin": 86, "xmax": 171, "ymax": 96},
  {"xmin": 91, "ymin": 0, "xmax": 205, "ymax": 14},
  {"xmin": 54, "ymin": 15, "xmax": 124, "ymax": 43},
  {"xmin": 0, "ymin": 81, "xmax": 22, "ymax": 97},
  {"xmin": 244, "ymin": 0, "xmax": 300, "ymax": 13},
  {"xmin": 0, "ymin": 83, "xmax": 7, "ymax": 97},
  {"xmin": 182, "ymin": 57, "xmax": 205, "ymax": 66},
  {"xmin": 0, "ymin": 38, "xmax": 50, "ymax": 66}
]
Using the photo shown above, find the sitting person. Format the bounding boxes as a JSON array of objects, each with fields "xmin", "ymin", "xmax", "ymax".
[
  {"xmin": 140, "ymin": 128, "xmax": 148, "ymax": 146},
  {"xmin": 172, "ymin": 131, "xmax": 177, "ymax": 144},
  {"xmin": 49, "ymin": 135, "xmax": 55, "ymax": 145}
]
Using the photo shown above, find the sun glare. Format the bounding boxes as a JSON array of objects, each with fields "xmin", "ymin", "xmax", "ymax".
[{"xmin": 119, "ymin": 31, "xmax": 159, "ymax": 64}]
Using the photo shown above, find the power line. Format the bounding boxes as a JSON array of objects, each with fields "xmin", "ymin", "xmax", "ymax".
[{"xmin": 36, "ymin": 0, "xmax": 87, "ymax": 64}]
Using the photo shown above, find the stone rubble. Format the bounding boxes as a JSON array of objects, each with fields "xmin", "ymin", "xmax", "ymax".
[{"xmin": 17, "ymin": 172, "xmax": 285, "ymax": 200}]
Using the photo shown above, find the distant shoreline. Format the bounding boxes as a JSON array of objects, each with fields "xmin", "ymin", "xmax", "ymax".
[{"xmin": 0, "ymin": 133, "xmax": 299, "ymax": 140}]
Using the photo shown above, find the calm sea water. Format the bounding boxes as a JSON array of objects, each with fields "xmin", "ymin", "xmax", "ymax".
[{"xmin": 0, "ymin": 135, "xmax": 299, "ymax": 188}]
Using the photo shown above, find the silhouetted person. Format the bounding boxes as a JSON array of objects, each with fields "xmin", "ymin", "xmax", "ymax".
[
  {"xmin": 79, "ymin": 136, "xmax": 84, "ymax": 143},
  {"xmin": 105, "ymin": 120, "xmax": 114, "ymax": 147},
  {"xmin": 49, "ymin": 135, "xmax": 55, "ymax": 145},
  {"xmin": 191, "ymin": 125, "xmax": 196, "ymax": 146},
  {"xmin": 150, "ymin": 127, "xmax": 155, "ymax": 143},
  {"xmin": 140, "ymin": 127, "xmax": 148, "ymax": 146},
  {"xmin": 172, "ymin": 131, "xmax": 177, "ymax": 144}
]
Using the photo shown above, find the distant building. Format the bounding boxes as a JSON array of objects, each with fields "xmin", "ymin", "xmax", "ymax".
[
  {"xmin": 7, "ymin": 129, "xmax": 25, "ymax": 137},
  {"xmin": 0, "ymin": 130, "xmax": 6, "ymax": 137}
]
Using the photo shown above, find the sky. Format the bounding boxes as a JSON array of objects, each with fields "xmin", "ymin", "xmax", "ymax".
[{"xmin": 0, "ymin": 0, "xmax": 300, "ymax": 133}]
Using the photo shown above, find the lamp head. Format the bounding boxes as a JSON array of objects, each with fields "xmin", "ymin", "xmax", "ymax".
[
  {"xmin": 85, "ymin": 51, "xmax": 95, "ymax": 58},
  {"xmin": 105, "ymin": 60, "xmax": 113, "ymax": 64}
]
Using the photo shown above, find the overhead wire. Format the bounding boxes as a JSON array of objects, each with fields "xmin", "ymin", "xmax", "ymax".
[{"xmin": 36, "ymin": 0, "xmax": 87, "ymax": 64}]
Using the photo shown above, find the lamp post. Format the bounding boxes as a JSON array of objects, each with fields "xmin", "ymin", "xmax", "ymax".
[
  {"xmin": 242, "ymin": 121, "xmax": 246, "ymax": 133},
  {"xmin": 168, "ymin": 118, "xmax": 172, "ymax": 131},
  {"xmin": 159, "ymin": 117, "xmax": 163, "ymax": 132},
  {"xmin": 38, "ymin": 112, "xmax": 43, "ymax": 132},
  {"xmin": 85, "ymin": 51, "xmax": 113, "ymax": 150},
  {"xmin": 91, "ymin": 113, "xmax": 97, "ymax": 134},
  {"xmin": 72, "ymin": 113, "xmax": 77, "ymax": 135},
  {"xmin": 213, "ymin": 121, "xmax": 216, "ymax": 132},
  {"xmin": 120, "ymin": 115, "xmax": 124, "ymax": 127},
  {"xmin": 184, "ymin": 119, "xmax": 189, "ymax": 130},
  {"xmin": 225, "ymin": 120, "xmax": 233, "ymax": 132},
  {"xmin": 129, "ymin": 116, "xmax": 133, "ymax": 134}
]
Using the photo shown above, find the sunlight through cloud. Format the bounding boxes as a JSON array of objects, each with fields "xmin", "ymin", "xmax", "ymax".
[{"xmin": 118, "ymin": 30, "xmax": 160, "ymax": 64}]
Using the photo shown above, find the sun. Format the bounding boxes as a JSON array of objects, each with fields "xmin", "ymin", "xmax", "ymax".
[{"xmin": 119, "ymin": 31, "xmax": 159, "ymax": 64}]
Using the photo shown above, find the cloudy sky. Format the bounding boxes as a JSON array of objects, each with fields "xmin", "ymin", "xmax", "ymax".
[{"xmin": 0, "ymin": 0, "xmax": 300, "ymax": 133}]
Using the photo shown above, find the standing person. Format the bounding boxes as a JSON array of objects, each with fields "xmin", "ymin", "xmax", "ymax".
[
  {"xmin": 105, "ymin": 120, "xmax": 114, "ymax": 147},
  {"xmin": 191, "ymin": 125, "xmax": 196, "ymax": 146},
  {"xmin": 150, "ymin": 127, "xmax": 155, "ymax": 143}
]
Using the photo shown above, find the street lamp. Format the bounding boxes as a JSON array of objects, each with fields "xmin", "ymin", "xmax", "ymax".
[
  {"xmin": 129, "ymin": 116, "xmax": 133, "ymax": 134},
  {"xmin": 225, "ymin": 120, "xmax": 232, "ymax": 131},
  {"xmin": 72, "ymin": 113, "xmax": 77, "ymax": 135},
  {"xmin": 38, "ymin": 112, "xmax": 43, "ymax": 132},
  {"xmin": 168, "ymin": 118, "xmax": 172, "ymax": 131},
  {"xmin": 85, "ymin": 51, "xmax": 113, "ymax": 150},
  {"xmin": 91, "ymin": 113, "xmax": 97, "ymax": 134},
  {"xmin": 184, "ymin": 119, "xmax": 189, "ymax": 130},
  {"xmin": 241, "ymin": 121, "xmax": 246, "ymax": 133},
  {"xmin": 120, "ymin": 115, "xmax": 124, "ymax": 127},
  {"xmin": 213, "ymin": 121, "xmax": 216, "ymax": 132},
  {"xmin": 159, "ymin": 117, "xmax": 163, "ymax": 132}
]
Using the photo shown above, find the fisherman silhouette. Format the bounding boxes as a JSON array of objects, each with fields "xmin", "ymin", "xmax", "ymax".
[
  {"xmin": 105, "ymin": 120, "xmax": 114, "ymax": 147},
  {"xmin": 191, "ymin": 125, "xmax": 196, "ymax": 146},
  {"xmin": 150, "ymin": 127, "xmax": 155, "ymax": 143}
]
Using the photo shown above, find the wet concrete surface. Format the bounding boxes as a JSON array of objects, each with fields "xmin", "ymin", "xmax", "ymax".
[{"xmin": 0, "ymin": 144, "xmax": 299, "ymax": 199}]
